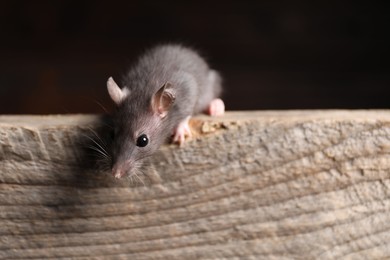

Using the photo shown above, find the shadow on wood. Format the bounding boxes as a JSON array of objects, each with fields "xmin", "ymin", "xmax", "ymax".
[{"xmin": 1, "ymin": 111, "xmax": 390, "ymax": 259}]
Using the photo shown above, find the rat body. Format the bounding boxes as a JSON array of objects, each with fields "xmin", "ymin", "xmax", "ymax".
[{"xmin": 107, "ymin": 44, "xmax": 224, "ymax": 179}]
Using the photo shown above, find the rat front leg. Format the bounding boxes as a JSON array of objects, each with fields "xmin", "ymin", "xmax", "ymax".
[{"xmin": 173, "ymin": 116, "xmax": 192, "ymax": 145}]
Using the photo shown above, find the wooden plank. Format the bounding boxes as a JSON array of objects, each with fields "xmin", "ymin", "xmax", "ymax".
[{"xmin": 0, "ymin": 110, "xmax": 390, "ymax": 259}]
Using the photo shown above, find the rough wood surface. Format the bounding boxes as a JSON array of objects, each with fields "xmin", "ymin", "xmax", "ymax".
[{"xmin": 1, "ymin": 110, "xmax": 390, "ymax": 259}]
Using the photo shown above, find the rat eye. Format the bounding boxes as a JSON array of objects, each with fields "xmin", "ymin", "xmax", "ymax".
[{"xmin": 136, "ymin": 134, "xmax": 149, "ymax": 147}]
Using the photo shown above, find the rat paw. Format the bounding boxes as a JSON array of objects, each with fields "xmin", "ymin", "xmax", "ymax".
[
  {"xmin": 207, "ymin": 98, "xmax": 225, "ymax": 116},
  {"xmin": 173, "ymin": 116, "xmax": 192, "ymax": 145}
]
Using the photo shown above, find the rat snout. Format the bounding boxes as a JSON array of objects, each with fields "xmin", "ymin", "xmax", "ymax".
[
  {"xmin": 112, "ymin": 167, "xmax": 126, "ymax": 179},
  {"xmin": 111, "ymin": 145, "xmax": 135, "ymax": 178},
  {"xmin": 112, "ymin": 161, "xmax": 132, "ymax": 179}
]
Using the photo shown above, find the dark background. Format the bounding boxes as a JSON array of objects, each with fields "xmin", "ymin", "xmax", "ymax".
[{"xmin": 0, "ymin": 1, "xmax": 389, "ymax": 114}]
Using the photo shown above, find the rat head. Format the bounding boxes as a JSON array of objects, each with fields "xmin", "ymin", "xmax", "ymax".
[{"xmin": 107, "ymin": 77, "xmax": 175, "ymax": 178}]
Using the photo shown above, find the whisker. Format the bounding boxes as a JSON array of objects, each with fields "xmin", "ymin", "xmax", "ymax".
[
  {"xmin": 99, "ymin": 122, "xmax": 114, "ymax": 129},
  {"xmin": 127, "ymin": 174, "xmax": 135, "ymax": 185},
  {"xmin": 85, "ymin": 133, "xmax": 109, "ymax": 152},
  {"xmin": 86, "ymin": 145, "xmax": 109, "ymax": 158},
  {"xmin": 82, "ymin": 134, "xmax": 109, "ymax": 157},
  {"xmin": 86, "ymin": 126, "xmax": 108, "ymax": 148},
  {"xmin": 96, "ymin": 160, "xmax": 111, "ymax": 172},
  {"xmin": 137, "ymin": 161, "xmax": 148, "ymax": 187},
  {"xmin": 95, "ymin": 157, "xmax": 110, "ymax": 165},
  {"xmin": 133, "ymin": 171, "xmax": 145, "ymax": 187},
  {"xmin": 93, "ymin": 99, "xmax": 109, "ymax": 113},
  {"xmin": 87, "ymin": 146, "xmax": 109, "ymax": 160}
]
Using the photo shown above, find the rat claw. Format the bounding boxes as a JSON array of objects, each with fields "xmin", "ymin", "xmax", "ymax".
[{"xmin": 173, "ymin": 116, "xmax": 192, "ymax": 145}]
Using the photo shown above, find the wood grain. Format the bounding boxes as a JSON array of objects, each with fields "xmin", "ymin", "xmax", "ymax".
[{"xmin": 1, "ymin": 110, "xmax": 390, "ymax": 259}]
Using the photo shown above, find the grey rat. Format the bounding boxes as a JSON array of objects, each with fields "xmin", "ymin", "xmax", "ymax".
[{"xmin": 107, "ymin": 44, "xmax": 225, "ymax": 179}]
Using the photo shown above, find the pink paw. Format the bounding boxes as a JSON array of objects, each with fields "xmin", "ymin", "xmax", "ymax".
[
  {"xmin": 207, "ymin": 98, "xmax": 225, "ymax": 116},
  {"xmin": 173, "ymin": 116, "xmax": 192, "ymax": 145}
]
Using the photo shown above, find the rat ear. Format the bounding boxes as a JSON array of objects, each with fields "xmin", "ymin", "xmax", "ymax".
[
  {"xmin": 107, "ymin": 77, "xmax": 129, "ymax": 105},
  {"xmin": 152, "ymin": 82, "xmax": 175, "ymax": 118}
]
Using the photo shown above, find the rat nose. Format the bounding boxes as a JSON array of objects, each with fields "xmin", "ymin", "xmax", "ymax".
[
  {"xmin": 113, "ymin": 169, "xmax": 125, "ymax": 179},
  {"xmin": 112, "ymin": 164, "xmax": 127, "ymax": 179}
]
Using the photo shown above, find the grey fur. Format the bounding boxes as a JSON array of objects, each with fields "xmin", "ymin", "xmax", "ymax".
[{"xmin": 109, "ymin": 44, "xmax": 222, "ymax": 177}]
